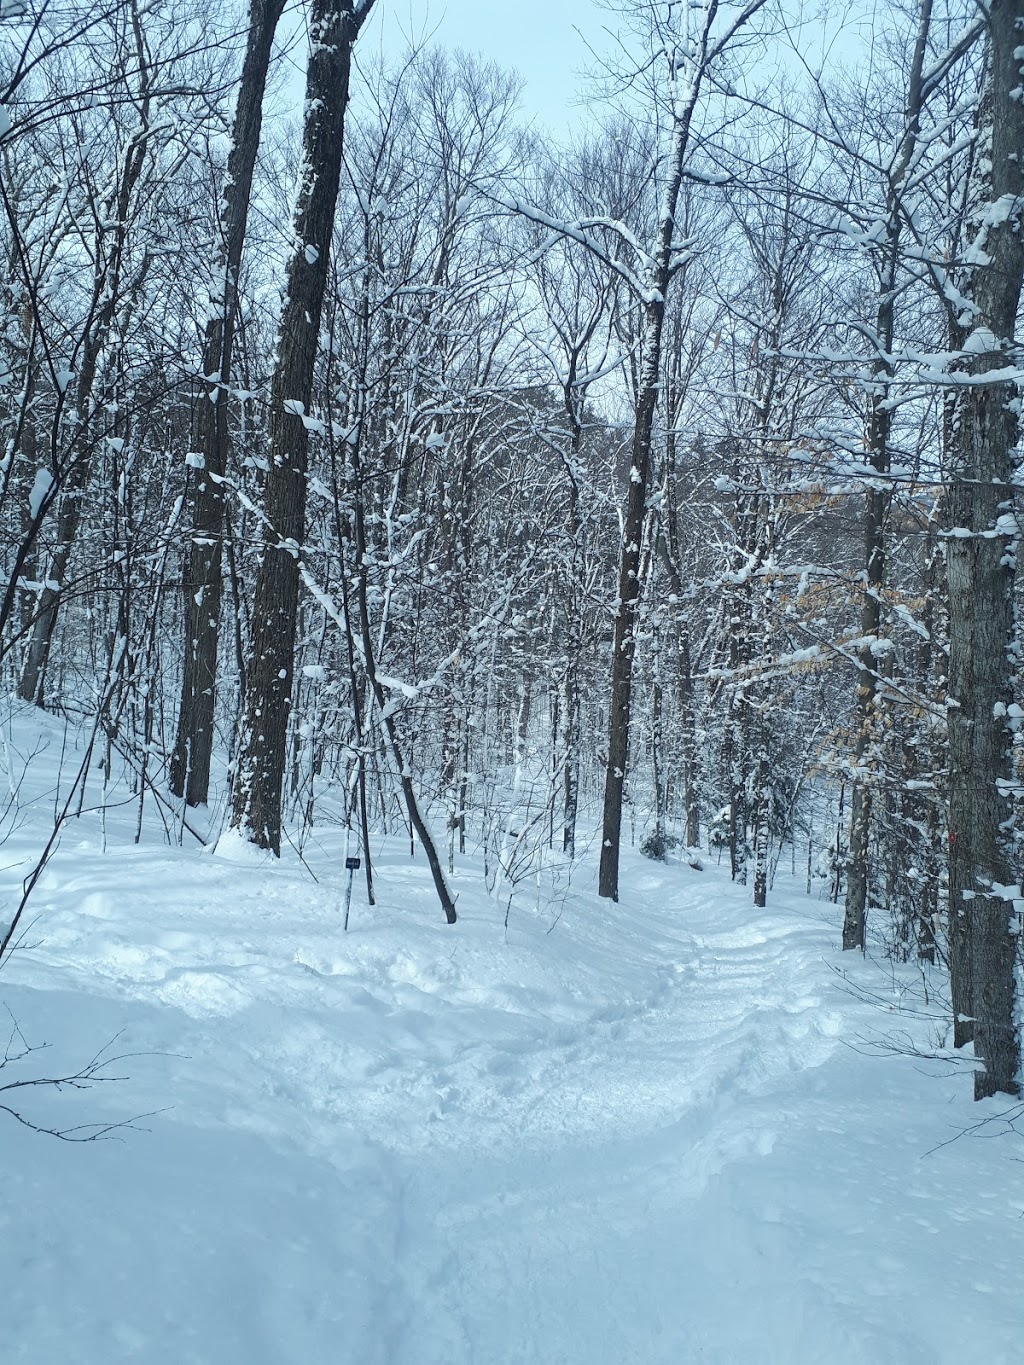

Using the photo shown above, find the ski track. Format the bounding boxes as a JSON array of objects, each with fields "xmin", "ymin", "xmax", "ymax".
[{"xmin": 1, "ymin": 743, "xmax": 1022, "ymax": 1362}]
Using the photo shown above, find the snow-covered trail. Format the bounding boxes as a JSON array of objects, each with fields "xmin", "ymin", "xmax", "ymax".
[
  {"xmin": 330, "ymin": 881, "xmax": 1006, "ymax": 1365},
  {"xmin": 1, "ymin": 726, "xmax": 1021, "ymax": 1363}
]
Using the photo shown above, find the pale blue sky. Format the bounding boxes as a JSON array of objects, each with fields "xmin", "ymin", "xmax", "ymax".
[
  {"xmin": 354, "ymin": 1, "xmax": 874, "ymax": 137},
  {"xmin": 276, "ymin": 1, "xmax": 872, "ymax": 139},
  {"xmin": 360, "ymin": 0, "xmax": 599, "ymax": 133}
]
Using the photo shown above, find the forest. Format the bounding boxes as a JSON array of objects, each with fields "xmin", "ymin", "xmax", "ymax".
[{"xmin": 0, "ymin": 0, "xmax": 1022, "ymax": 1115}]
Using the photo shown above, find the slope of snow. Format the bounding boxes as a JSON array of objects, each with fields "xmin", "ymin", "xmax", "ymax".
[{"xmin": 0, "ymin": 709, "xmax": 1021, "ymax": 1363}]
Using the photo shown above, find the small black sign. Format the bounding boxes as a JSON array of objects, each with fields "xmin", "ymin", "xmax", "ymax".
[{"xmin": 345, "ymin": 856, "xmax": 361, "ymax": 871}]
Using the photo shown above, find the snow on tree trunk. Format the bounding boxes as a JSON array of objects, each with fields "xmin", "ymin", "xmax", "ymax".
[
  {"xmin": 170, "ymin": 0, "xmax": 285, "ymax": 807},
  {"xmin": 944, "ymin": 0, "xmax": 1024, "ymax": 1097},
  {"xmin": 230, "ymin": 0, "xmax": 376, "ymax": 852},
  {"xmin": 843, "ymin": 0, "xmax": 933, "ymax": 952}
]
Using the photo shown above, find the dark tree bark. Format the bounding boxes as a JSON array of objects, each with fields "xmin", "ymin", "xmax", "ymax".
[
  {"xmin": 230, "ymin": 0, "xmax": 377, "ymax": 852},
  {"xmin": 169, "ymin": 0, "xmax": 285, "ymax": 806},
  {"xmin": 843, "ymin": 0, "xmax": 933, "ymax": 951},
  {"xmin": 945, "ymin": 0, "xmax": 1024, "ymax": 1097},
  {"xmin": 598, "ymin": 0, "xmax": 768, "ymax": 901},
  {"xmin": 599, "ymin": 365, "xmax": 662, "ymax": 900}
]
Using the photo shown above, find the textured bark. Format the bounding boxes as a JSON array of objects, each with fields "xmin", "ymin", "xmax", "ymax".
[
  {"xmin": 842, "ymin": 463, "xmax": 886, "ymax": 950},
  {"xmin": 945, "ymin": 0, "xmax": 1024, "ymax": 1096},
  {"xmin": 230, "ymin": 0, "xmax": 376, "ymax": 851},
  {"xmin": 169, "ymin": 0, "xmax": 285, "ymax": 805},
  {"xmin": 597, "ymin": 137, "xmax": 684, "ymax": 900},
  {"xmin": 599, "ymin": 374, "xmax": 661, "ymax": 900}
]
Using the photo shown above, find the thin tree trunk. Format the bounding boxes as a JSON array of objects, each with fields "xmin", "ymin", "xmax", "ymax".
[
  {"xmin": 561, "ymin": 419, "xmax": 583, "ymax": 860},
  {"xmin": 651, "ymin": 674, "xmax": 667, "ymax": 857},
  {"xmin": 336, "ymin": 541, "xmax": 375, "ymax": 905},
  {"xmin": 678, "ymin": 630, "xmax": 700, "ymax": 848},
  {"xmin": 350, "ymin": 499, "xmax": 457, "ymax": 923},
  {"xmin": 170, "ymin": 0, "xmax": 285, "ymax": 805},
  {"xmin": 599, "ymin": 0, "xmax": 770, "ymax": 898},
  {"xmin": 562, "ymin": 667, "xmax": 579, "ymax": 856},
  {"xmin": 843, "ymin": 0, "xmax": 933, "ymax": 951},
  {"xmin": 752, "ymin": 734, "xmax": 770, "ymax": 908}
]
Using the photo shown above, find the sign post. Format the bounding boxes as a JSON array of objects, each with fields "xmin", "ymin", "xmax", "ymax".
[{"xmin": 342, "ymin": 828, "xmax": 361, "ymax": 932}]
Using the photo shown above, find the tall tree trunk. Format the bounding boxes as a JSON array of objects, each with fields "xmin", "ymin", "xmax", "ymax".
[
  {"xmin": 843, "ymin": 0, "xmax": 933, "ymax": 951},
  {"xmin": 945, "ymin": 0, "xmax": 1024, "ymax": 1097},
  {"xmin": 599, "ymin": 365, "xmax": 660, "ymax": 900},
  {"xmin": 598, "ymin": 0, "xmax": 769, "ymax": 900},
  {"xmin": 230, "ymin": 0, "xmax": 376, "ymax": 851},
  {"xmin": 170, "ymin": 0, "xmax": 285, "ymax": 805}
]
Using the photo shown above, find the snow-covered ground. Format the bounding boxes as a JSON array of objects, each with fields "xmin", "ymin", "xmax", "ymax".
[{"xmin": 1, "ymin": 709, "xmax": 1022, "ymax": 1364}]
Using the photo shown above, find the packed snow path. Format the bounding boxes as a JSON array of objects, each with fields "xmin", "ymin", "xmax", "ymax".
[{"xmin": 1, "ymin": 771, "xmax": 1021, "ymax": 1361}]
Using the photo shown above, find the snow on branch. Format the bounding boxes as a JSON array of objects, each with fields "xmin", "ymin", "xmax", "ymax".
[{"xmin": 490, "ymin": 192, "xmax": 659, "ymax": 302}]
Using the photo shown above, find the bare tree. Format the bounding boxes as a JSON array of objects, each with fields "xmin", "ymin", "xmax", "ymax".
[
  {"xmin": 229, "ymin": 0, "xmax": 377, "ymax": 852},
  {"xmin": 842, "ymin": 0, "xmax": 935, "ymax": 952},
  {"xmin": 169, "ymin": 0, "xmax": 285, "ymax": 807},
  {"xmin": 944, "ymin": 0, "xmax": 1024, "ymax": 1098},
  {"xmin": 593, "ymin": 0, "xmax": 770, "ymax": 901}
]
